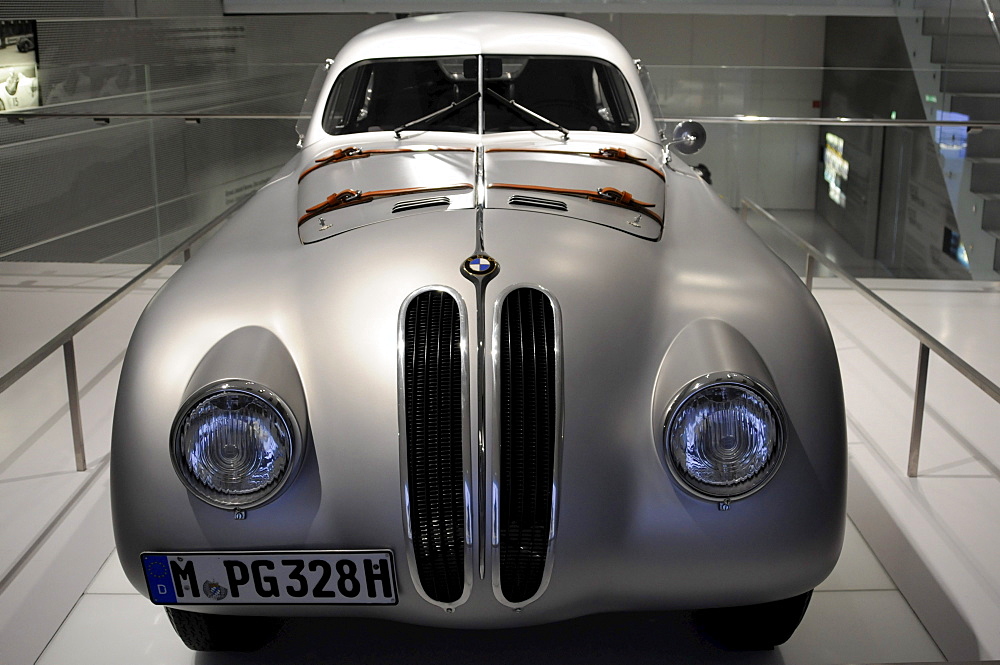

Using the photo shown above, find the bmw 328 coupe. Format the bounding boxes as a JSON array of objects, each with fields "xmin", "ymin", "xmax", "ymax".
[{"xmin": 111, "ymin": 11, "xmax": 846, "ymax": 652}]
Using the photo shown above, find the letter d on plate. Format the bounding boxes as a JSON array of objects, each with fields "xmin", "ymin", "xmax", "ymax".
[{"xmin": 142, "ymin": 555, "xmax": 178, "ymax": 603}]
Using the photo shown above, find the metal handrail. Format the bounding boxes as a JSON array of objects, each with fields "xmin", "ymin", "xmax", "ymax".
[
  {"xmin": 6, "ymin": 112, "xmax": 1000, "ymax": 129},
  {"xmin": 740, "ymin": 199, "xmax": 1000, "ymax": 477},
  {"xmin": 982, "ymin": 0, "xmax": 1000, "ymax": 52},
  {"xmin": 0, "ymin": 196, "xmax": 248, "ymax": 471},
  {"xmin": 655, "ymin": 116, "xmax": 1000, "ymax": 128}
]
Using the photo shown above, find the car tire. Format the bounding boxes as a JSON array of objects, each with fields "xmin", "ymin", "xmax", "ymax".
[
  {"xmin": 693, "ymin": 590, "xmax": 813, "ymax": 650},
  {"xmin": 165, "ymin": 607, "xmax": 285, "ymax": 651}
]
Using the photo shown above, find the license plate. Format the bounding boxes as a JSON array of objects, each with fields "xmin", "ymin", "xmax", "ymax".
[{"xmin": 141, "ymin": 551, "xmax": 397, "ymax": 605}]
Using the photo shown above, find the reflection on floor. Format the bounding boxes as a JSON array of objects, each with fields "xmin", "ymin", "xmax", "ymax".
[
  {"xmin": 2, "ymin": 210, "xmax": 998, "ymax": 662},
  {"xmin": 35, "ymin": 524, "xmax": 940, "ymax": 665}
]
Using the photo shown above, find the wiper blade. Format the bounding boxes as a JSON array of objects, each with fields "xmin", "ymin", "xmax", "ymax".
[
  {"xmin": 393, "ymin": 91, "xmax": 480, "ymax": 139},
  {"xmin": 486, "ymin": 88, "xmax": 569, "ymax": 139}
]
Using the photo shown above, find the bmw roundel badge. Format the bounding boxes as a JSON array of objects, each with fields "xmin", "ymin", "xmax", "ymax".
[{"xmin": 463, "ymin": 254, "xmax": 497, "ymax": 276}]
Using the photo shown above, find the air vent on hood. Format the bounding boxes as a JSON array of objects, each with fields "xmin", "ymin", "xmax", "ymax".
[
  {"xmin": 508, "ymin": 195, "xmax": 568, "ymax": 212},
  {"xmin": 393, "ymin": 197, "xmax": 451, "ymax": 214}
]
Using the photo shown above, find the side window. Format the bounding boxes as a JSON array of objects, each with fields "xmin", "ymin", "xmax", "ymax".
[
  {"xmin": 595, "ymin": 62, "xmax": 638, "ymax": 132},
  {"xmin": 322, "ymin": 64, "xmax": 368, "ymax": 134}
]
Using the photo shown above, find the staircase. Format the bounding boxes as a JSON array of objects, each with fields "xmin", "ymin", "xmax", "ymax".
[{"xmin": 898, "ymin": 0, "xmax": 1000, "ymax": 278}]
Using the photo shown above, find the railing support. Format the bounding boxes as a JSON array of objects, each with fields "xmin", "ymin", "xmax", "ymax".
[
  {"xmin": 0, "ymin": 196, "xmax": 248, "ymax": 475},
  {"xmin": 62, "ymin": 338, "xmax": 87, "ymax": 472},
  {"xmin": 804, "ymin": 253, "xmax": 815, "ymax": 291},
  {"xmin": 907, "ymin": 342, "xmax": 931, "ymax": 478},
  {"xmin": 742, "ymin": 198, "xmax": 1000, "ymax": 482}
]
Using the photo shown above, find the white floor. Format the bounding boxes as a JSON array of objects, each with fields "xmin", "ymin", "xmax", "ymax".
[{"xmin": 1, "ymin": 226, "xmax": 997, "ymax": 663}]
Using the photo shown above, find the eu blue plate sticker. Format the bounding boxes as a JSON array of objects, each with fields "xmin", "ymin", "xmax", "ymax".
[{"xmin": 142, "ymin": 554, "xmax": 177, "ymax": 604}]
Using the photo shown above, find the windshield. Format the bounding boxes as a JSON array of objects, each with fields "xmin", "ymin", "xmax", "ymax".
[{"xmin": 322, "ymin": 55, "xmax": 638, "ymax": 135}]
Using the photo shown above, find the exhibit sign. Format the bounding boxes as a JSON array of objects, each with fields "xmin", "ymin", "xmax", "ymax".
[
  {"xmin": 0, "ymin": 20, "xmax": 39, "ymax": 111},
  {"xmin": 824, "ymin": 132, "xmax": 848, "ymax": 208}
]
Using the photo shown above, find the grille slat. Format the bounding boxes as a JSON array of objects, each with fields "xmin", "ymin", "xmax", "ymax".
[
  {"xmin": 499, "ymin": 288, "xmax": 557, "ymax": 603},
  {"xmin": 404, "ymin": 290, "xmax": 465, "ymax": 604}
]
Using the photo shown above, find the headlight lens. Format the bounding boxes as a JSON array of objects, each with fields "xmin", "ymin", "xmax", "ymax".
[
  {"xmin": 172, "ymin": 380, "xmax": 299, "ymax": 508},
  {"xmin": 665, "ymin": 373, "xmax": 785, "ymax": 500}
]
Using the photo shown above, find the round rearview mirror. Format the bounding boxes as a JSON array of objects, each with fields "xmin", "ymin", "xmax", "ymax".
[{"xmin": 669, "ymin": 121, "xmax": 707, "ymax": 155}]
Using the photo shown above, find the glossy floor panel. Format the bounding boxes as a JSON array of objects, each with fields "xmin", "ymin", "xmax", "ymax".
[
  {"xmin": 44, "ymin": 520, "xmax": 927, "ymax": 665},
  {"xmin": 36, "ymin": 586, "xmax": 944, "ymax": 665}
]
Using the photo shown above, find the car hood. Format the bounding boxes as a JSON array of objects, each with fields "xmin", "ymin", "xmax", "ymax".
[{"xmin": 295, "ymin": 136, "xmax": 666, "ymax": 243}]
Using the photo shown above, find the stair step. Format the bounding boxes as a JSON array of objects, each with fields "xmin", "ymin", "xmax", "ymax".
[
  {"xmin": 968, "ymin": 129, "xmax": 1000, "ymax": 157},
  {"xmin": 941, "ymin": 68, "xmax": 1000, "ymax": 94},
  {"xmin": 952, "ymin": 94, "xmax": 1000, "ymax": 119},
  {"xmin": 970, "ymin": 161, "xmax": 1000, "ymax": 194},
  {"xmin": 923, "ymin": 16, "xmax": 997, "ymax": 37},
  {"xmin": 932, "ymin": 35, "xmax": 1000, "ymax": 65},
  {"xmin": 916, "ymin": 0, "xmax": 993, "ymax": 16}
]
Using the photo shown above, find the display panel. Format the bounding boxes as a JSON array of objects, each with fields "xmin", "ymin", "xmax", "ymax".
[{"xmin": 0, "ymin": 20, "xmax": 39, "ymax": 111}]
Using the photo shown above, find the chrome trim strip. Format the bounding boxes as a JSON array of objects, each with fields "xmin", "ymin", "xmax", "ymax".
[
  {"xmin": 475, "ymin": 145, "xmax": 486, "ymax": 251},
  {"xmin": 489, "ymin": 284, "xmax": 564, "ymax": 609},
  {"xmin": 472, "ymin": 141, "xmax": 489, "ymax": 580},
  {"xmin": 397, "ymin": 285, "xmax": 473, "ymax": 610}
]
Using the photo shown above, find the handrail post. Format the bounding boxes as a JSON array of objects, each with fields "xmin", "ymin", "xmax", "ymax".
[
  {"xmin": 183, "ymin": 248, "xmax": 191, "ymax": 262},
  {"xmin": 62, "ymin": 338, "xmax": 87, "ymax": 472},
  {"xmin": 739, "ymin": 199, "xmax": 749, "ymax": 224},
  {"xmin": 805, "ymin": 253, "xmax": 815, "ymax": 291},
  {"xmin": 908, "ymin": 343, "xmax": 931, "ymax": 478}
]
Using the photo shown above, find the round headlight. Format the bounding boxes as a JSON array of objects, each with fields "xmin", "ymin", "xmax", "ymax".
[
  {"xmin": 664, "ymin": 372, "xmax": 785, "ymax": 500},
  {"xmin": 171, "ymin": 380, "xmax": 300, "ymax": 509}
]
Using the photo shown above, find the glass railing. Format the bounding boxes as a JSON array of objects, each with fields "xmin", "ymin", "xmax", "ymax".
[
  {"xmin": 3, "ymin": 62, "xmax": 1000, "ymax": 280},
  {"xmin": 0, "ymin": 64, "xmax": 316, "ymax": 265}
]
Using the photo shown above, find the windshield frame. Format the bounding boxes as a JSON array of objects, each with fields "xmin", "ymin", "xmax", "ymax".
[{"xmin": 320, "ymin": 54, "xmax": 639, "ymax": 137}]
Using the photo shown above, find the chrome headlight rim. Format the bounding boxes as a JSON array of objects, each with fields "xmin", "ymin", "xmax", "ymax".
[
  {"xmin": 170, "ymin": 379, "xmax": 303, "ymax": 510},
  {"xmin": 663, "ymin": 371, "xmax": 787, "ymax": 502}
]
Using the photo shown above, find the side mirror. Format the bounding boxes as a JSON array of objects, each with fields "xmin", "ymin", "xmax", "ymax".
[{"xmin": 667, "ymin": 121, "xmax": 707, "ymax": 155}]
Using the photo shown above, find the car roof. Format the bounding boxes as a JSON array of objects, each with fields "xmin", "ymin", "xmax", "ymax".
[
  {"xmin": 332, "ymin": 12, "xmax": 635, "ymax": 70},
  {"xmin": 302, "ymin": 12, "xmax": 661, "ymax": 147}
]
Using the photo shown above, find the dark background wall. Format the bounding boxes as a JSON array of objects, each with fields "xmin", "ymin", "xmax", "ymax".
[{"xmin": 819, "ymin": 16, "xmax": 969, "ymax": 278}]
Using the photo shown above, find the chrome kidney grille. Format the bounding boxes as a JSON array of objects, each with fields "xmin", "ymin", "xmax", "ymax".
[
  {"xmin": 402, "ymin": 290, "xmax": 466, "ymax": 604},
  {"xmin": 400, "ymin": 286, "xmax": 559, "ymax": 607},
  {"xmin": 497, "ymin": 287, "xmax": 557, "ymax": 604}
]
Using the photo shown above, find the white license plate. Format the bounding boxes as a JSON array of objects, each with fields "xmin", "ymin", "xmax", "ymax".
[{"xmin": 141, "ymin": 551, "xmax": 397, "ymax": 605}]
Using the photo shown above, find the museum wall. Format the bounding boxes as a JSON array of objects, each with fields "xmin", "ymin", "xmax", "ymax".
[
  {"xmin": 586, "ymin": 13, "xmax": 825, "ymax": 209},
  {"xmin": 0, "ymin": 1, "xmax": 824, "ymax": 263},
  {"xmin": 818, "ymin": 16, "xmax": 970, "ymax": 279}
]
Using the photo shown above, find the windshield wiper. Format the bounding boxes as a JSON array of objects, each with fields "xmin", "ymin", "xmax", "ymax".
[
  {"xmin": 485, "ymin": 88, "xmax": 569, "ymax": 139},
  {"xmin": 393, "ymin": 91, "xmax": 481, "ymax": 139}
]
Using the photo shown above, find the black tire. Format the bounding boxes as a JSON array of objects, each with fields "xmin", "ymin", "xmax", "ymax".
[
  {"xmin": 693, "ymin": 590, "xmax": 813, "ymax": 650},
  {"xmin": 165, "ymin": 607, "xmax": 285, "ymax": 652}
]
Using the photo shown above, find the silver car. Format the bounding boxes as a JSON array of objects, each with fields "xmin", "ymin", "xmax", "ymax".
[{"xmin": 111, "ymin": 11, "xmax": 846, "ymax": 652}]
